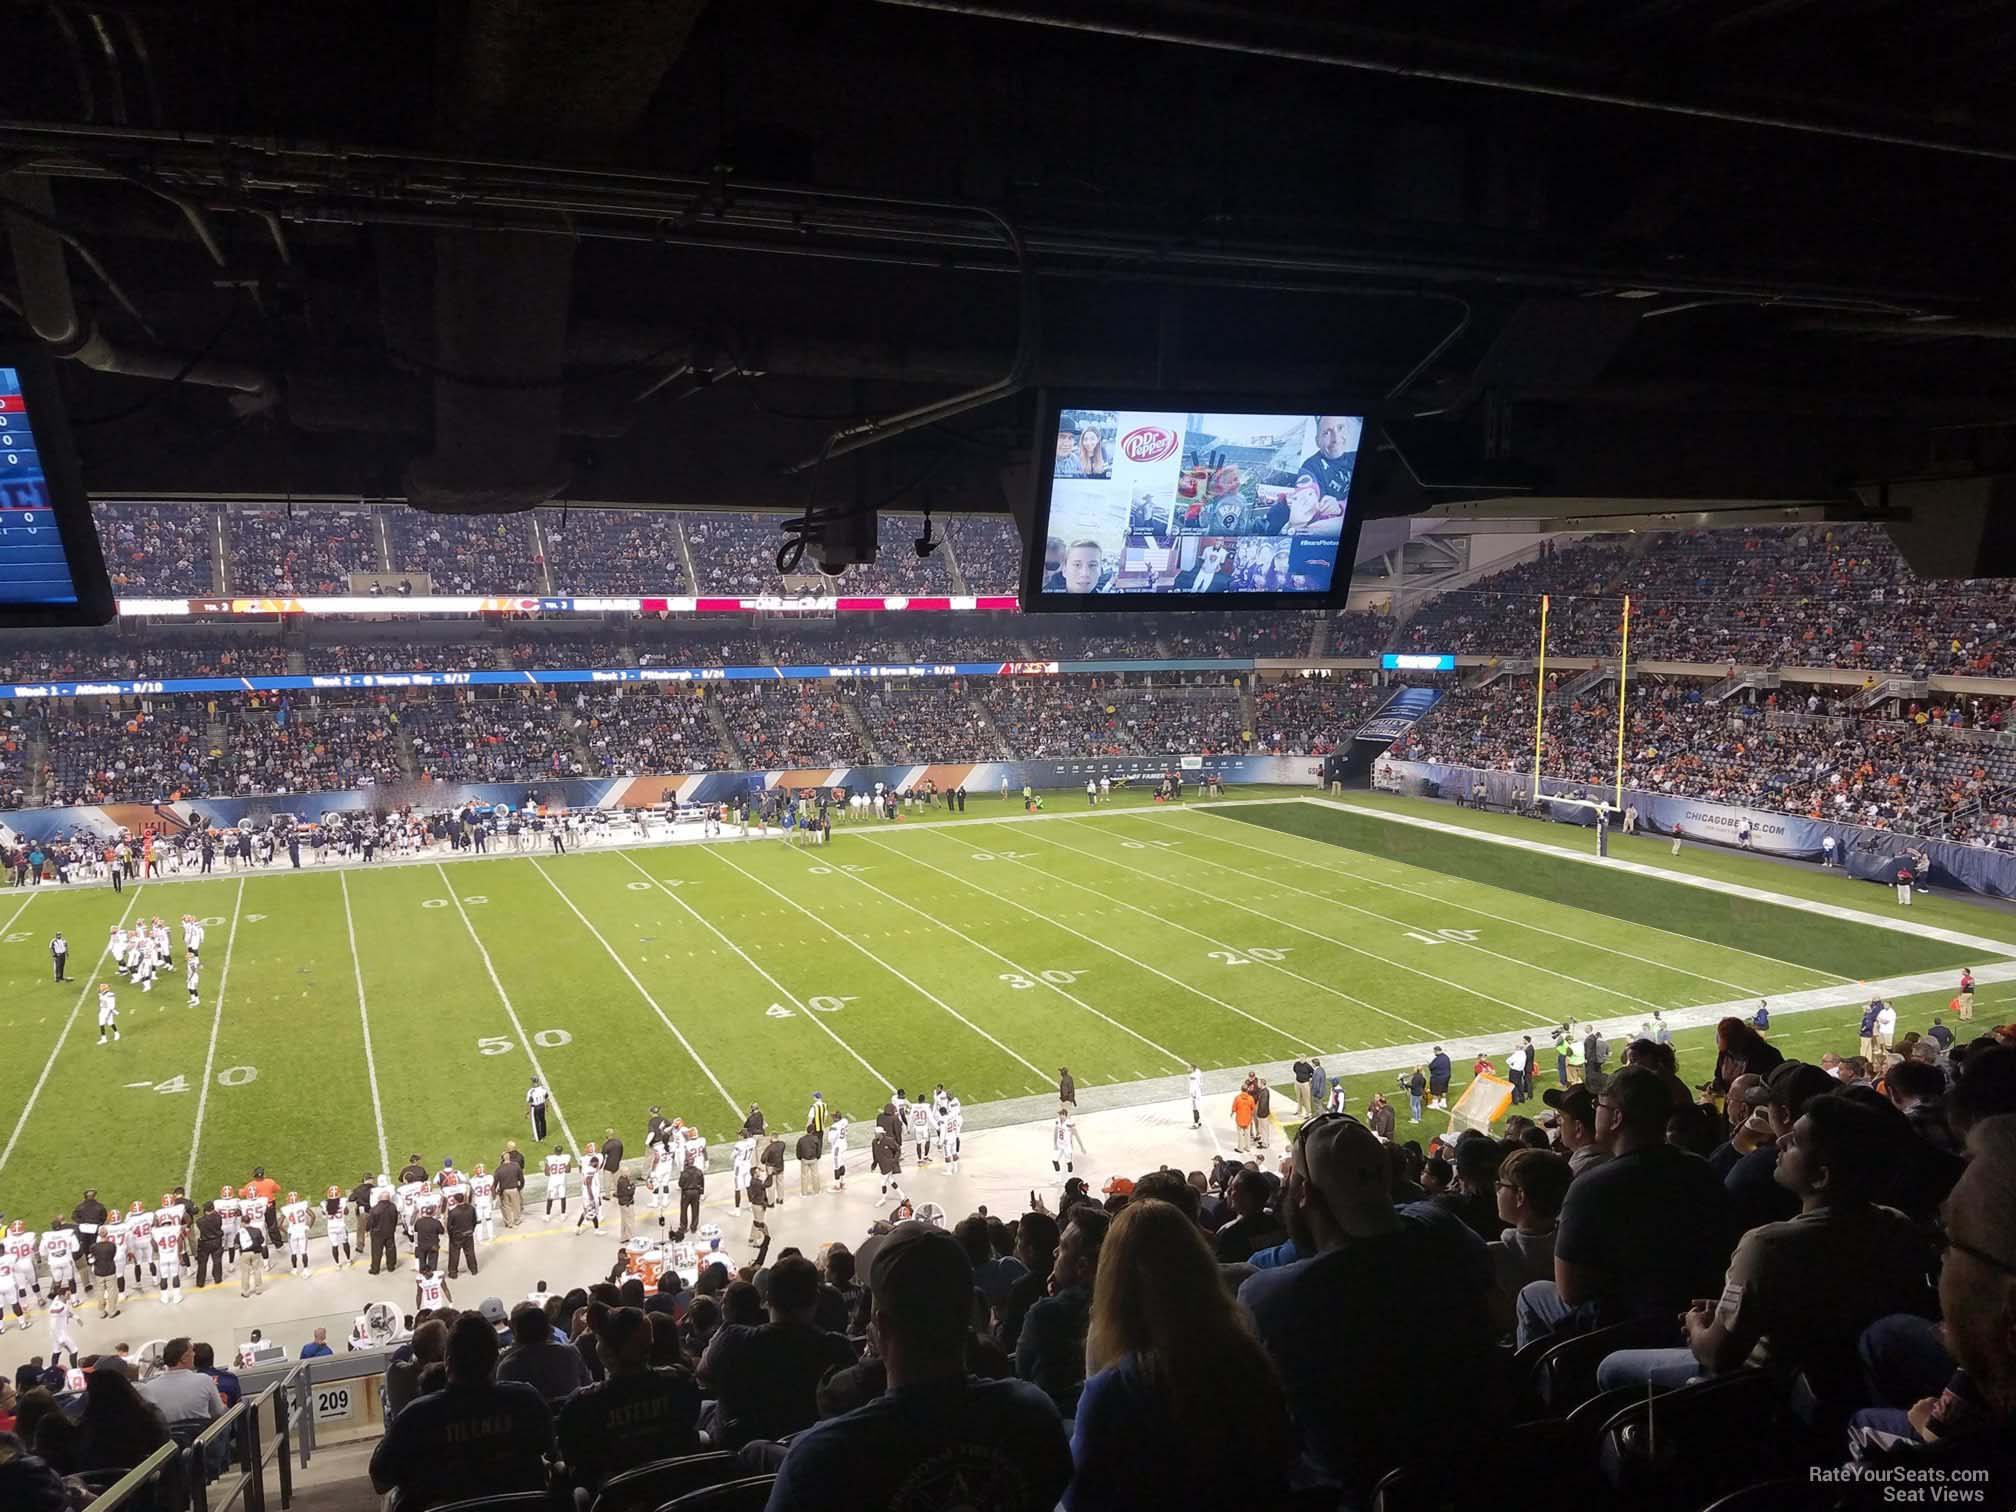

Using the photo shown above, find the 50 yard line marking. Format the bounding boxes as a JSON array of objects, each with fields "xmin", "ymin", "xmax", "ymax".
[
  {"xmin": 341, "ymin": 872, "xmax": 390, "ymax": 1173},
  {"xmin": 184, "ymin": 878, "xmax": 245, "ymax": 1191},
  {"xmin": 529, "ymin": 859, "xmax": 743, "ymax": 1120},
  {"xmin": 0, "ymin": 887, "xmax": 143, "ymax": 1179},
  {"xmin": 435, "ymin": 864, "xmax": 580, "ymax": 1155}
]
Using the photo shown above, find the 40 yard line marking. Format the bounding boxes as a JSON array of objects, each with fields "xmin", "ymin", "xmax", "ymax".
[
  {"xmin": 614, "ymin": 851, "xmax": 894, "ymax": 1093},
  {"xmin": 529, "ymin": 859, "xmax": 743, "ymax": 1119},
  {"xmin": 0, "ymin": 886, "xmax": 143, "ymax": 1178},
  {"xmin": 184, "ymin": 878, "xmax": 245, "ymax": 1191},
  {"xmin": 435, "ymin": 864, "xmax": 581, "ymax": 1155},
  {"xmin": 702, "ymin": 845, "xmax": 1055, "ymax": 1085},
  {"xmin": 340, "ymin": 872, "xmax": 390, "ymax": 1174}
]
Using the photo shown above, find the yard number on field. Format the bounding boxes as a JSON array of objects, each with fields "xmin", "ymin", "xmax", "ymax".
[
  {"xmin": 1119, "ymin": 839, "xmax": 1180, "ymax": 850},
  {"xmin": 476, "ymin": 1029, "xmax": 573, "ymax": 1054},
  {"xmin": 136, "ymin": 1066, "xmax": 258, "ymax": 1094},
  {"xmin": 999, "ymin": 969, "xmax": 1090, "ymax": 990},
  {"xmin": 1401, "ymin": 928, "xmax": 1482, "ymax": 945},
  {"xmin": 969, "ymin": 850, "xmax": 1033, "ymax": 862},
  {"xmin": 1209, "ymin": 947, "xmax": 1293, "ymax": 966},
  {"xmin": 767, "ymin": 995, "xmax": 855, "ymax": 1019}
]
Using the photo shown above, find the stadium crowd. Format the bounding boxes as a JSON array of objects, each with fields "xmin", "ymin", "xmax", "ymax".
[
  {"xmin": 539, "ymin": 509, "xmax": 686, "ymax": 595},
  {"xmin": 978, "ymin": 680, "xmax": 1130, "ymax": 758},
  {"xmin": 944, "ymin": 514, "xmax": 1022, "ymax": 592},
  {"xmin": 712, "ymin": 684, "xmax": 875, "ymax": 770},
  {"xmin": 406, "ymin": 693, "xmax": 584, "ymax": 783},
  {"xmin": 303, "ymin": 641, "xmax": 498, "ymax": 674},
  {"xmin": 854, "ymin": 681, "xmax": 1002, "ymax": 763},
  {"xmin": 9, "ymin": 1016, "xmax": 2011, "ymax": 1512},
  {"xmin": 94, "ymin": 503, "xmax": 219, "ymax": 595},
  {"xmin": 1250, "ymin": 677, "xmax": 1385, "ymax": 755},
  {"xmin": 224, "ymin": 509, "xmax": 384, "ymax": 595},
  {"xmin": 386, "ymin": 515, "xmax": 545, "ymax": 594},
  {"xmin": 577, "ymin": 689, "xmax": 725, "ymax": 776}
]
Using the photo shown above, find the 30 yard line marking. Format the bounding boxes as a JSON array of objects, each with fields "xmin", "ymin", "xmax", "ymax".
[
  {"xmin": 0, "ymin": 887, "xmax": 143, "ymax": 1179},
  {"xmin": 615, "ymin": 851, "xmax": 894, "ymax": 1093},
  {"xmin": 868, "ymin": 831, "xmax": 1339, "ymax": 1052},
  {"xmin": 435, "ymin": 864, "xmax": 580, "ymax": 1154},
  {"xmin": 1172, "ymin": 807, "xmax": 1794, "ymax": 995},
  {"xmin": 340, "ymin": 872, "xmax": 390, "ymax": 1174},
  {"xmin": 529, "ymin": 859, "xmax": 743, "ymax": 1119},
  {"xmin": 811, "ymin": 848, "xmax": 1193, "ymax": 1077},
  {"xmin": 702, "ymin": 846, "xmax": 1055, "ymax": 1085},
  {"xmin": 185, "ymin": 879, "xmax": 245, "ymax": 1190},
  {"xmin": 1100, "ymin": 813, "xmax": 1673, "ymax": 1011},
  {"xmin": 1000, "ymin": 821, "xmax": 1558, "ymax": 1030}
]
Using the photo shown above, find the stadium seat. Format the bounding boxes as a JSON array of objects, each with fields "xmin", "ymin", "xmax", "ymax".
[
  {"xmin": 652, "ymin": 1476, "xmax": 776, "ymax": 1512},
  {"xmin": 1595, "ymin": 1370, "xmax": 1788, "ymax": 1506},
  {"xmin": 589, "ymin": 1453, "xmax": 741, "ymax": 1512},
  {"xmin": 430, "ymin": 1492, "xmax": 566, "ymax": 1512},
  {"xmin": 1527, "ymin": 1315, "xmax": 1681, "ymax": 1414}
]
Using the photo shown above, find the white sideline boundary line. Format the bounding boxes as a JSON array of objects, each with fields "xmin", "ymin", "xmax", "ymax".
[
  {"xmin": 1106, "ymin": 812, "xmax": 1674, "ymax": 1012},
  {"xmin": 613, "ymin": 850, "xmax": 895, "ymax": 1094},
  {"xmin": 0, "ymin": 887, "xmax": 143, "ymax": 1178},
  {"xmin": 1300, "ymin": 795, "xmax": 2016, "ymax": 959},
  {"xmin": 435, "ymin": 864, "xmax": 580, "ymax": 1155},
  {"xmin": 340, "ymin": 872, "xmax": 390, "ymax": 1174},
  {"xmin": 701, "ymin": 844, "xmax": 1056, "ymax": 1088},
  {"xmin": 1159, "ymin": 807, "xmax": 1780, "ymax": 999},
  {"xmin": 812, "ymin": 841, "xmax": 1194, "ymax": 1078},
  {"xmin": 184, "ymin": 879, "xmax": 245, "ymax": 1191},
  {"xmin": 961, "ymin": 820, "xmax": 1547, "ymax": 1035},
  {"xmin": 529, "ymin": 859, "xmax": 743, "ymax": 1120}
]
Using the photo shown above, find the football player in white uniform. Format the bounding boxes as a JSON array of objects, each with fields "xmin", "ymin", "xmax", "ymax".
[
  {"xmin": 542, "ymin": 1147, "xmax": 572, "ymax": 1217},
  {"xmin": 415, "ymin": 1264, "xmax": 450, "ymax": 1313},
  {"xmin": 122, "ymin": 1200, "xmax": 155, "ymax": 1288},
  {"xmin": 186, "ymin": 952, "xmax": 201, "ymax": 1008},
  {"xmin": 4, "ymin": 1218, "xmax": 41, "ymax": 1303},
  {"xmin": 323, "ymin": 1187, "xmax": 354, "ymax": 1268},
  {"xmin": 216, "ymin": 1184, "xmax": 243, "ymax": 1254},
  {"xmin": 281, "ymin": 1192, "xmax": 313, "ymax": 1275},
  {"xmin": 575, "ymin": 1148, "xmax": 603, "ymax": 1232},
  {"xmin": 183, "ymin": 915, "xmax": 205, "ymax": 969},
  {"xmin": 152, "ymin": 1195, "xmax": 185, "ymax": 1302},
  {"xmin": 942, "ymin": 1099, "xmax": 964, "ymax": 1174},
  {"xmin": 910, "ymin": 1094, "xmax": 935, "ymax": 1164},
  {"xmin": 1188, "ymin": 1065, "xmax": 1203, "ymax": 1129},
  {"xmin": 152, "ymin": 918, "xmax": 172, "ymax": 969},
  {"xmin": 828, "ymin": 1114, "xmax": 849, "ymax": 1190},
  {"xmin": 1052, "ymin": 1106, "xmax": 1077, "ymax": 1175},
  {"xmin": 647, "ymin": 1142, "xmax": 675, "ymax": 1214},
  {"xmin": 40, "ymin": 1221, "xmax": 79, "ymax": 1294},
  {"xmin": 132, "ymin": 934, "xmax": 156, "ymax": 993},
  {"xmin": 110, "ymin": 925, "xmax": 130, "ymax": 977},
  {"xmin": 45, "ymin": 1288, "xmax": 79, "ymax": 1362},
  {"xmin": 469, "ymin": 1165, "xmax": 497, "ymax": 1243},
  {"xmin": 95, "ymin": 983, "xmax": 119, "ymax": 1045},
  {"xmin": 0, "ymin": 1249, "xmax": 22, "ymax": 1332},
  {"xmin": 730, "ymin": 1136, "xmax": 755, "ymax": 1210}
]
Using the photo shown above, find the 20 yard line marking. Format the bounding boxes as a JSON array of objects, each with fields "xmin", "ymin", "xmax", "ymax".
[
  {"xmin": 341, "ymin": 872, "xmax": 390, "ymax": 1174},
  {"xmin": 529, "ymin": 859, "xmax": 743, "ymax": 1119},
  {"xmin": 435, "ymin": 864, "xmax": 580, "ymax": 1155},
  {"xmin": 184, "ymin": 879, "xmax": 245, "ymax": 1190},
  {"xmin": 615, "ymin": 851, "xmax": 894, "ymax": 1093},
  {"xmin": 0, "ymin": 887, "xmax": 143, "ymax": 1178},
  {"xmin": 702, "ymin": 846, "xmax": 1055, "ymax": 1083}
]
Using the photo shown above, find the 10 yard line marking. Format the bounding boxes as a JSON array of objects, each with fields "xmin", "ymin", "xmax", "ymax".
[
  {"xmin": 0, "ymin": 887, "xmax": 143, "ymax": 1179},
  {"xmin": 614, "ymin": 850, "xmax": 894, "ymax": 1093},
  {"xmin": 529, "ymin": 859, "xmax": 743, "ymax": 1120},
  {"xmin": 435, "ymin": 864, "xmax": 580, "ymax": 1155},
  {"xmin": 184, "ymin": 879, "xmax": 245, "ymax": 1191},
  {"xmin": 703, "ymin": 845, "xmax": 1055, "ymax": 1085},
  {"xmin": 340, "ymin": 872, "xmax": 390, "ymax": 1174}
]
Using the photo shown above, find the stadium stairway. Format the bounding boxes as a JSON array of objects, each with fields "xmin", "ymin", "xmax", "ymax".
[
  {"xmin": 24, "ymin": 727, "xmax": 48, "ymax": 804},
  {"xmin": 968, "ymin": 689, "xmax": 1015, "ymax": 757},
  {"xmin": 702, "ymin": 687, "xmax": 749, "ymax": 764},
  {"xmin": 672, "ymin": 516, "xmax": 700, "ymax": 587},
  {"xmin": 1309, "ymin": 616, "xmax": 1329, "ymax": 658},
  {"xmin": 838, "ymin": 688, "xmax": 886, "ymax": 761},
  {"xmin": 941, "ymin": 530, "xmax": 970, "ymax": 593}
]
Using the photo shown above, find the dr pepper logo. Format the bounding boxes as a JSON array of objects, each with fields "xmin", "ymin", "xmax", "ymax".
[{"xmin": 1119, "ymin": 425, "xmax": 1178, "ymax": 464}]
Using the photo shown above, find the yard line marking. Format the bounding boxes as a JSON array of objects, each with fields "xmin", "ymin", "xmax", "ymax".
[
  {"xmin": 529, "ymin": 859, "xmax": 742, "ymax": 1119},
  {"xmin": 340, "ymin": 872, "xmax": 390, "ymax": 1174},
  {"xmin": 0, "ymin": 890, "xmax": 37, "ymax": 940},
  {"xmin": 1107, "ymin": 812, "xmax": 1676, "ymax": 1011},
  {"xmin": 951, "ymin": 822, "xmax": 1543, "ymax": 1033},
  {"xmin": 185, "ymin": 879, "xmax": 245, "ymax": 1191},
  {"xmin": 873, "ymin": 831, "xmax": 1346, "ymax": 1049},
  {"xmin": 809, "ymin": 849, "xmax": 1192, "ymax": 1075},
  {"xmin": 434, "ymin": 864, "xmax": 580, "ymax": 1154},
  {"xmin": 1309, "ymin": 795, "xmax": 2010, "ymax": 959},
  {"xmin": 1173, "ymin": 806, "xmax": 1794, "ymax": 994},
  {"xmin": 0, "ymin": 887, "xmax": 143, "ymax": 1179},
  {"xmin": 702, "ymin": 845, "xmax": 1054, "ymax": 1082},
  {"xmin": 614, "ymin": 851, "xmax": 894, "ymax": 1093}
]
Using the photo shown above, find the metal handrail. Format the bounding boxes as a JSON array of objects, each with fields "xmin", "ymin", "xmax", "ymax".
[
  {"xmin": 184, "ymin": 1361, "xmax": 306, "ymax": 1512},
  {"xmin": 81, "ymin": 1441, "xmax": 182, "ymax": 1512}
]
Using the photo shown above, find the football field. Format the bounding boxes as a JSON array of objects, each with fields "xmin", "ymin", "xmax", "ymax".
[{"xmin": 1, "ymin": 793, "xmax": 2010, "ymax": 1223}]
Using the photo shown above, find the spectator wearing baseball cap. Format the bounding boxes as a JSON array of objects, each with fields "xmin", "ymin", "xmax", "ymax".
[
  {"xmin": 1722, "ymin": 1061, "xmax": 1837, "ymax": 1237},
  {"xmin": 1541, "ymin": 1084, "xmax": 1607, "ymax": 1175},
  {"xmin": 1240, "ymin": 1113, "xmax": 1492, "ymax": 1500},
  {"xmin": 766, "ymin": 1222, "xmax": 1071, "ymax": 1512},
  {"xmin": 1516, "ymin": 1067, "xmax": 1731, "ymax": 1349}
]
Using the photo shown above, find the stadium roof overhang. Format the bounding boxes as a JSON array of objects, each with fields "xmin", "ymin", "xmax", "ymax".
[{"xmin": 5, "ymin": 0, "xmax": 2016, "ymax": 539}]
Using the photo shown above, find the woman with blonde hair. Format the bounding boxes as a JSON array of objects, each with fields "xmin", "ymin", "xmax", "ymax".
[{"xmin": 1065, "ymin": 1198, "xmax": 1291, "ymax": 1509}]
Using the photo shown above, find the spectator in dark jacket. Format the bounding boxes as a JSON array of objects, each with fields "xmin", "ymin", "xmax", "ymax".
[
  {"xmin": 369, "ymin": 1316, "xmax": 552, "ymax": 1512},
  {"xmin": 1016, "ymin": 1209, "xmax": 1109, "ymax": 1417}
]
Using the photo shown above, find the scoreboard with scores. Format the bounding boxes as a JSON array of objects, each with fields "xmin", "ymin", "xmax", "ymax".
[{"xmin": 0, "ymin": 358, "xmax": 113, "ymax": 624}]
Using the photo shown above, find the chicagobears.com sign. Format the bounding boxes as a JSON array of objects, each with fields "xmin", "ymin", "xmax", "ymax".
[{"xmin": 1120, "ymin": 426, "xmax": 1178, "ymax": 464}]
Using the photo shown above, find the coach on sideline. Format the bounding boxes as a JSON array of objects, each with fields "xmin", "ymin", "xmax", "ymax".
[{"xmin": 496, "ymin": 1145, "xmax": 526, "ymax": 1228}]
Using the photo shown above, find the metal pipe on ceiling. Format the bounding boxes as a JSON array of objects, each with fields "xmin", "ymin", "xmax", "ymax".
[{"xmin": 871, "ymin": 0, "xmax": 2016, "ymax": 164}]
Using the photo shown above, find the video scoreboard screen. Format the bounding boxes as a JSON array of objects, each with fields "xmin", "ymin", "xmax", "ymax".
[{"xmin": 0, "ymin": 358, "xmax": 112, "ymax": 624}]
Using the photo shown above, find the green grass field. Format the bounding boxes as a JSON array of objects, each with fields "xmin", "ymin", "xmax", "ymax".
[{"xmin": 1, "ymin": 790, "xmax": 2008, "ymax": 1222}]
